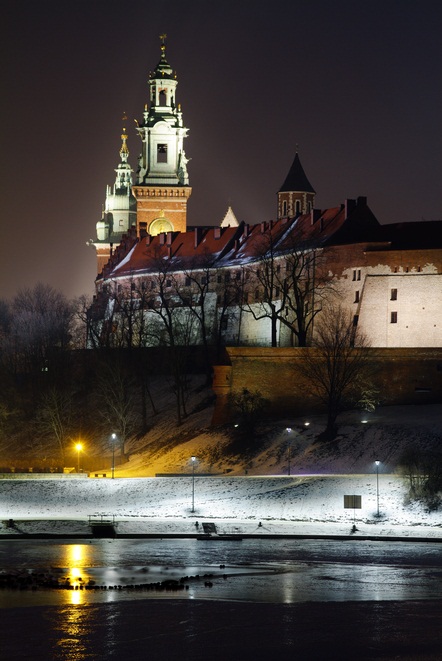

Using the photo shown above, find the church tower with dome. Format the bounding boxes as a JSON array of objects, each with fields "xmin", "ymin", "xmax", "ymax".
[{"xmin": 132, "ymin": 34, "xmax": 192, "ymax": 236}]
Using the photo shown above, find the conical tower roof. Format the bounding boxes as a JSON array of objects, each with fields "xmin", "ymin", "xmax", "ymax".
[{"xmin": 279, "ymin": 152, "xmax": 315, "ymax": 193}]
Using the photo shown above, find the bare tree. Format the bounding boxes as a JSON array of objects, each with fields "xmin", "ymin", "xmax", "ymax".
[
  {"xmin": 9, "ymin": 283, "xmax": 74, "ymax": 388},
  {"xmin": 95, "ymin": 358, "xmax": 137, "ymax": 458},
  {"xmin": 302, "ymin": 305, "xmax": 375, "ymax": 440},
  {"xmin": 36, "ymin": 387, "xmax": 74, "ymax": 463},
  {"xmin": 242, "ymin": 226, "xmax": 332, "ymax": 347}
]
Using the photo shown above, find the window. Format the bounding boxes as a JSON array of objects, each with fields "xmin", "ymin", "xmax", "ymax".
[
  {"xmin": 295, "ymin": 200, "xmax": 301, "ymax": 215},
  {"xmin": 166, "ymin": 279, "xmax": 172, "ymax": 288},
  {"xmin": 354, "ymin": 290, "xmax": 360, "ymax": 303},
  {"xmin": 220, "ymin": 316, "xmax": 228, "ymax": 331},
  {"xmin": 131, "ymin": 282, "xmax": 135, "ymax": 291},
  {"xmin": 185, "ymin": 277, "xmax": 191, "ymax": 286},
  {"xmin": 390, "ymin": 288, "xmax": 397, "ymax": 301},
  {"xmin": 217, "ymin": 275, "xmax": 222, "ymax": 284},
  {"xmin": 201, "ymin": 276, "xmax": 207, "ymax": 285},
  {"xmin": 274, "ymin": 286, "xmax": 280, "ymax": 298},
  {"xmin": 357, "ymin": 269, "xmax": 361, "ymax": 281},
  {"xmin": 225, "ymin": 272, "xmax": 231, "ymax": 283},
  {"xmin": 159, "ymin": 89, "xmax": 167, "ymax": 105},
  {"xmin": 282, "ymin": 200, "xmax": 287, "ymax": 216},
  {"xmin": 157, "ymin": 143, "xmax": 167, "ymax": 163},
  {"xmin": 254, "ymin": 288, "xmax": 260, "ymax": 301},
  {"xmin": 391, "ymin": 311, "xmax": 397, "ymax": 324},
  {"xmin": 353, "ymin": 315, "xmax": 359, "ymax": 326},
  {"xmin": 235, "ymin": 271, "xmax": 241, "ymax": 280}
]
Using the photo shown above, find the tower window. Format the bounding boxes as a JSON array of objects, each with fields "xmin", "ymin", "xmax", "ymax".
[
  {"xmin": 159, "ymin": 89, "xmax": 167, "ymax": 105},
  {"xmin": 390, "ymin": 288, "xmax": 397, "ymax": 301},
  {"xmin": 282, "ymin": 200, "xmax": 287, "ymax": 216},
  {"xmin": 157, "ymin": 144, "xmax": 168, "ymax": 163},
  {"xmin": 391, "ymin": 311, "xmax": 398, "ymax": 324},
  {"xmin": 295, "ymin": 200, "xmax": 301, "ymax": 215}
]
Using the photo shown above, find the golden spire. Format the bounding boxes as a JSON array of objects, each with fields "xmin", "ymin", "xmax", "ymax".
[
  {"xmin": 120, "ymin": 112, "xmax": 129, "ymax": 155},
  {"xmin": 159, "ymin": 33, "xmax": 167, "ymax": 56}
]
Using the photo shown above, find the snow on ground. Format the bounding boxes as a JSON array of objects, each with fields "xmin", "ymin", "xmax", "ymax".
[
  {"xmin": 0, "ymin": 473, "xmax": 441, "ymax": 540},
  {"xmin": 1, "ymin": 395, "xmax": 441, "ymax": 540}
]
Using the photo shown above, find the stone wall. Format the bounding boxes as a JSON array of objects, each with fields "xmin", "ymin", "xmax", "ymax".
[{"xmin": 211, "ymin": 347, "xmax": 442, "ymax": 424}]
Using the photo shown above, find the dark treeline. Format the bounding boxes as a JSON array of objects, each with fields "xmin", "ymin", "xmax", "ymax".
[{"xmin": 0, "ymin": 284, "xmax": 216, "ymax": 467}]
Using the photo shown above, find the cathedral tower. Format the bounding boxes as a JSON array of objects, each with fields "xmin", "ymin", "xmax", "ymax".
[
  {"xmin": 277, "ymin": 151, "xmax": 315, "ymax": 219},
  {"xmin": 132, "ymin": 35, "xmax": 191, "ymax": 236},
  {"xmin": 90, "ymin": 118, "xmax": 137, "ymax": 274}
]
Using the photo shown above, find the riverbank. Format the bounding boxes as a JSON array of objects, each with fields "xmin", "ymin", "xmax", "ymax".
[
  {"xmin": 1, "ymin": 517, "xmax": 442, "ymax": 542},
  {"xmin": 1, "ymin": 473, "xmax": 441, "ymax": 541}
]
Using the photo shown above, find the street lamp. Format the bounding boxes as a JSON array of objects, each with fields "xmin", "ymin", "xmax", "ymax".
[
  {"xmin": 75, "ymin": 443, "xmax": 83, "ymax": 473},
  {"xmin": 111, "ymin": 433, "xmax": 117, "ymax": 479},
  {"xmin": 191, "ymin": 456, "xmax": 196, "ymax": 513},
  {"xmin": 375, "ymin": 460, "xmax": 380, "ymax": 517},
  {"xmin": 286, "ymin": 428, "xmax": 292, "ymax": 475}
]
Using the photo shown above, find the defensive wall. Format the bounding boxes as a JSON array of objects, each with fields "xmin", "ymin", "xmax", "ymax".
[{"xmin": 211, "ymin": 347, "xmax": 442, "ymax": 424}]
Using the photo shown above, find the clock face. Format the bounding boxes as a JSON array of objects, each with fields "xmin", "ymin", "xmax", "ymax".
[{"xmin": 149, "ymin": 218, "xmax": 173, "ymax": 236}]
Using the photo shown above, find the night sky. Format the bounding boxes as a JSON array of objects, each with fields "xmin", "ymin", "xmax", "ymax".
[{"xmin": 1, "ymin": 1, "xmax": 441, "ymax": 300}]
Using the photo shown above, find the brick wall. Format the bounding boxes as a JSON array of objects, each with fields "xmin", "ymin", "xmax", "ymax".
[{"xmin": 212, "ymin": 347, "xmax": 442, "ymax": 424}]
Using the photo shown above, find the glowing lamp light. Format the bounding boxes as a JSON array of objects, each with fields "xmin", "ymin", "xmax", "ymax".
[{"xmin": 75, "ymin": 443, "xmax": 83, "ymax": 473}]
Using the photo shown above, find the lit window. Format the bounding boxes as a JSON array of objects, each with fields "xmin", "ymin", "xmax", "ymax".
[{"xmin": 391, "ymin": 311, "xmax": 397, "ymax": 324}]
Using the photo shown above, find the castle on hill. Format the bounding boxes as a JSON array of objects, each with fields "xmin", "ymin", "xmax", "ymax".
[{"xmin": 88, "ymin": 38, "xmax": 442, "ymax": 354}]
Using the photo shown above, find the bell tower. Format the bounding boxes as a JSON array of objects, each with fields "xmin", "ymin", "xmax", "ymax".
[
  {"xmin": 277, "ymin": 151, "xmax": 315, "ymax": 219},
  {"xmin": 133, "ymin": 35, "xmax": 191, "ymax": 236},
  {"xmin": 89, "ymin": 117, "xmax": 137, "ymax": 274}
]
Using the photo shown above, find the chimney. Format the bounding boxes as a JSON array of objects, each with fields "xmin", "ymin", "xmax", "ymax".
[
  {"xmin": 345, "ymin": 199, "xmax": 356, "ymax": 217},
  {"xmin": 166, "ymin": 231, "xmax": 173, "ymax": 246},
  {"xmin": 310, "ymin": 209, "xmax": 321, "ymax": 225},
  {"xmin": 145, "ymin": 234, "xmax": 151, "ymax": 246},
  {"xmin": 260, "ymin": 221, "xmax": 267, "ymax": 233},
  {"xmin": 194, "ymin": 227, "xmax": 203, "ymax": 248},
  {"xmin": 159, "ymin": 232, "xmax": 166, "ymax": 245},
  {"xmin": 214, "ymin": 227, "xmax": 221, "ymax": 239}
]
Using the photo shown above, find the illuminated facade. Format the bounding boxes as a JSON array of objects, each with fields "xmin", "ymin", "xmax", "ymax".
[{"xmin": 88, "ymin": 39, "xmax": 442, "ymax": 352}]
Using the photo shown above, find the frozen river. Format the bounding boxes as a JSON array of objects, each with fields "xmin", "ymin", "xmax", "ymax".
[
  {"xmin": 1, "ymin": 537, "xmax": 442, "ymax": 608},
  {"xmin": 1, "ymin": 538, "xmax": 442, "ymax": 660}
]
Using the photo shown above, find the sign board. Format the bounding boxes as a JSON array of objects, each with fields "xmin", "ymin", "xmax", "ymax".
[{"xmin": 344, "ymin": 495, "xmax": 362, "ymax": 509}]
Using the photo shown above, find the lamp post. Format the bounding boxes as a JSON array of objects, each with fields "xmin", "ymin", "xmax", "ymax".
[
  {"xmin": 375, "ymin": 460, "xmax": 380, "ymax": 517},
  {"xmin": 75, "ymin": 443, "xmax": 83, "ymax": 473},
  {"xmin": 286, "ymin": 428, "xmax": 292, "ymax": 475},
  {"xmin": 191, "ymin": 456, "xmax": 196, "ymax": 513},
  {"xmin": 111, "ymin": 433, "xmax": 117, "ymax": 479}
]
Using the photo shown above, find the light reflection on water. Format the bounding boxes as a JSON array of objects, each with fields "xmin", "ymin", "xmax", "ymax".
[{"xmin": 1, "ymin": 538, "xmax": 442, "ymax": 609}]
